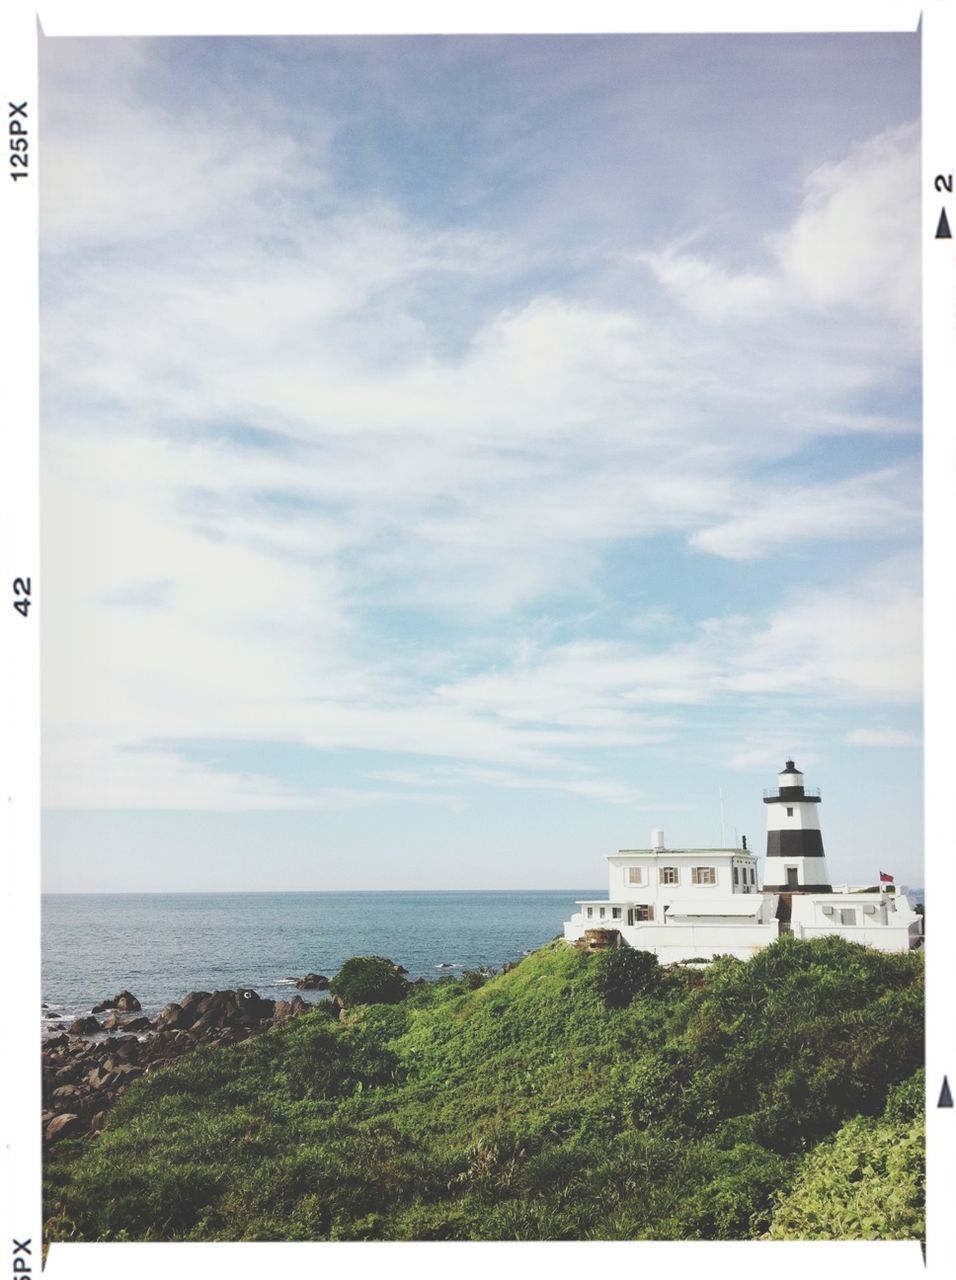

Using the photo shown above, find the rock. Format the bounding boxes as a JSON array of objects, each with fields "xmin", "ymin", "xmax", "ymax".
[
  {"xmin": 187, "ymin": 1011, "xmax": 225, "ymax": 1038},
  {"xmin": 68, "ymin": 1016, "xmax": 101, "ymax": 1036},
  {"xmin": 578, "ymin": 928, "xmax": 622, "ymax": 952},
  {"xmin": 179, "ymin": 991, "xmax": 213, "ymax": 1018},
  {"xmin": 45, "ymin": 1113, "xmax": 81, "ymax": 1142},
  {"xmin": 272, "ymin": 999, "xmax": 292, "ymax": 1022},
  {"xmin": 144, "ymin": 1058, "xmax": 177, "ymax": 1074},
  {"xmin": 152, "ymin": 1002, "xmax": 187, "ymax": 1031},
  {"xmin": 102, "ymin": 1011, "xmax": 151, "ymax": 1033},
  {"xmin": 51, "ymin": 1084, "xmax": 84, "ymax": 1100},
  {"xmin": 90, "ymin": 1110, "xmax": 108, "ymax": 1133},
  {"xmin": 289, "ymin": 995, "xmax": 310, "ymax": 1014},
  {"xmin": 294, "ymin": 973, "xmax": 330, "ymax": 990},
  {"xmin": 91, "ymin": 991, "xmax": 141, "ymax": 1014},
  {"xmin": 110, "ymin": 1037, "xmax": 140, "ymax": 1062}
]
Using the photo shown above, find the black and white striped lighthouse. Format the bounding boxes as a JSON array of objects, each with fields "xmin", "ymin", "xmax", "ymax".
[{"xmin": 762, "ymin": 760, "xmax": 832, "ymax": 893}]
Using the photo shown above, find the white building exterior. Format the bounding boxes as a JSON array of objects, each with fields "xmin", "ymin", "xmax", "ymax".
[{"xmin": 563, "ymin": 766, "xmax": 923, "ymax": 962}]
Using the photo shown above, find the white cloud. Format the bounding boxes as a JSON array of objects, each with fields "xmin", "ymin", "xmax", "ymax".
[
  {"xmin": 690, "ymin": 465, "xmax": 920, "ymax": 560},
  {"xmin": 844, "ymin": 727, "xmax": 921, "ymax": 748},
  {"xmin": 39, "ymin": 46, "xmax": 921, "ymax": 814},
  {"xmin": 725, "ymin": 557, "xmax": 922, "ymax": 702},
  {"xmin": 642, "ymin": 123, "xmax": 919, "ymax": 346}
]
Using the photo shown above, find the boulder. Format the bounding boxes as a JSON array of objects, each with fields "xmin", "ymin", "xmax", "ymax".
[
  {"xmin": 179, "ymin": 991, "xmax": 213, "ymax": 1017},
  {"xmin": 152, "ymin": 1002, "xmax": 187, "ymax": 1031},
  {"xmin": 51, "ymin": 1084, "xmax": 83, "ymax": 1101},
  {"xmin": 294, "ymin": 973, "xmax": 330, "ymax": 990},
  {"xmin": 102, "ymin": 1012, "xmax": 151, "ymax": 1033},
  {"xmin": 272, "ymin": 999, "xmax": 292, "ymax": 1022},
  {"xmin": 90, "ymin": 1110, "xmax": 108, "ymax": 1134},
  {"xmin": 68, "ymin": 1016, "xmax": 101, "ymax": 1037},
  {"xmin": 110, "ymin": 1037, "xmax": 141, "ymax": 1062},
  {"xmin": 45, "ymin": 1113, "xmax": 81, "ymax": 1143},
  {"xmin": 91, "ymin": 991, "xmax": 141, "ymax": 1014},
  {"xmin": 187, "ymin": 1011, "xmax": 226, "ymax": 1038}
]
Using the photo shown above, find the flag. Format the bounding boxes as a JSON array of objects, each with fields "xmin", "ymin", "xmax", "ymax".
[{"xmin": 879, "ymin": 871, "xmax": 894, "ymax": 883}]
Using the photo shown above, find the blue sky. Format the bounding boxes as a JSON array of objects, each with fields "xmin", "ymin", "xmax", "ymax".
[{"xmin": 39, "ymin": 32, "xmax": 922, "ymax": 892}]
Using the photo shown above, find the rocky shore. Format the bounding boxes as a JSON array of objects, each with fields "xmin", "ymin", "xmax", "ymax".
[{"xmin": 42, "ymin": 986, "xmax": 323, "ymax": 1148}]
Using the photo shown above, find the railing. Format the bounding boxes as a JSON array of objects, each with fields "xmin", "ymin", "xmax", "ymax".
[{"xmin": 762, "ymin": 787, "xmax": 821, "ymax": 799}]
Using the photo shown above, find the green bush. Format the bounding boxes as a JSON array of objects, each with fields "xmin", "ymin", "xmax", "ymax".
[
  {"xmin": 44, "ymin": 937, "xmax": 923, "ymax": 1244},
  {"xmin": 765, "ymin": 1073, "xmax": 925, "ymax": 1240},
  {"xmin": 330, "ymin": 955, "xmax": 410, "ymax": 1006},
  {"xmin": 592, "ymin": 947, "xmax": 660, "ymax": 1008}
]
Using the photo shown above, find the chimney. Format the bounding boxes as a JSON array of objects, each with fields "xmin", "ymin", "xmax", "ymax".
[{"xmin": 651, "ymin": 828, "xmax": 665, "ymax": 850}]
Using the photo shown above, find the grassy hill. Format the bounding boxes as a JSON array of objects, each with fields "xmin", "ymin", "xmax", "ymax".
[{"xmin": 44, "ymin": 934, "xmax": 924, "ymax": 1243}]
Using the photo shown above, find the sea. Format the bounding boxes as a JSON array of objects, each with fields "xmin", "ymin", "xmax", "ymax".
[{"xmin": 41, "ymin": 889, "xmax": 600, "ymax": 1037}]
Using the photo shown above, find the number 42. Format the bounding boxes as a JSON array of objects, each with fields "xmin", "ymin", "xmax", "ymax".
[{"xmin": 12, "ymin": 576, "xmax": 31, "ymax": 617}]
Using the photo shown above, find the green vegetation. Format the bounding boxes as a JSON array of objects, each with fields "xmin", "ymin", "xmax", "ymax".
[
  {"xmin": 329, "ymin": 955, "xmax": 409, "ymax": 1006},
  {"xmin": 44, "ymin": 935, "xmax": 923, "ymax": 1243}
]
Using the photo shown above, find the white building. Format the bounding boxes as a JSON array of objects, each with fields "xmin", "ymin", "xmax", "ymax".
[{"xmin": 563, "ymin": 761, "xmax": 922, "ymax": 961}]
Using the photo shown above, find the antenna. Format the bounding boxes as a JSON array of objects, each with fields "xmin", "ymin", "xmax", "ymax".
[{"xmin": 719, "ymin": 788, "xmax": 726, "ymax": 846}]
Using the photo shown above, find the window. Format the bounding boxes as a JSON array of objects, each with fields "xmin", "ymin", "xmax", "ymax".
[
  {"xmin": 839, "ymin": 908, "xmax": 856, "ymax": 926},
  {"xmin": 786, "ymin": 807, "xmax": 794, "ymax": 816},
  {"xmin": 786, "ymin": 867, "xmax": 799, "ymax": 888},
  {"xmin": 611, "ymin": 907, "xmax": 621, "ymax": 919},
  {"xmin": 631, "ymin": 904, "xmax": 654, "ymax": 922},
  {"xmin": 733, "ymin": 867, "xmax": 739, "ymax": 886},
  {"xmin": 586, "ymin": 907, "xmax": 593, "ymax": 919},
  {"xmin": 692, "ymin": 866, "xmax": 716, "ymax": 885},
  {"xmin": 599, "ymin": 907, "xmax": 606, "ymax": 919},
  {"xmin": 750, "ymin": 867, "xmax": 756, "ymax": 885},
  {"xmin": 659, "ymin": 866, "xmax": 679, "ymax": 885},
  {"xmin": 627, "ymin": 867, "xmax": 643, "ymax": 885}
]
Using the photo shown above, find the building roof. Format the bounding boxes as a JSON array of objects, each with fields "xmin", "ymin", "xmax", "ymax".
[
  {"xmin": 611, "ymin": 848, "xmax": 753, "ymax": 858},
  {"xmin": 664, "ymin": 899, "xmax": 767, "ymax": 918}
]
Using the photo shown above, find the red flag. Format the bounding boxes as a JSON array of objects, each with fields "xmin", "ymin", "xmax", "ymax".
[{"xmin": 879, "ymin": 871, "xmax": 895, "ymax": 883}]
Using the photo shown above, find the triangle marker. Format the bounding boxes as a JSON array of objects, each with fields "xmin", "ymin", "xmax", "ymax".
[
  {"xmin": 936, "ymin": 208, "xmax": 952, "ymax": 239},
  {"xmin": 939, "ymin": 1075, "xmax": 953, "ymax": 1108}
]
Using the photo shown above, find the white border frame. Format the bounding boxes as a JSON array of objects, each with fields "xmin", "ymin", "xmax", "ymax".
[{"xmin": 2, "ymin": 4, "xmax": 949, "ymax": 1278}]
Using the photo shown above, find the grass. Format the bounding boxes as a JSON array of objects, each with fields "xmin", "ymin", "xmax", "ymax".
[{"xmin": 44, "ymin": 935, "xmax": 924, "ymax": 1243}]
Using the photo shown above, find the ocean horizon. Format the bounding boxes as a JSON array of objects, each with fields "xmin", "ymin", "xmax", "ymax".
[
  {"xmin": 42, "ymin": 885, "xmax": 924, "ymax": 1038},
  {"xmin": 41, "ymin": 888, "xmax": 602, "ymax": 1035}
]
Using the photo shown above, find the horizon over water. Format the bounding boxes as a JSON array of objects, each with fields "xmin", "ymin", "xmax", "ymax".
[
  {"xmin": 41, "ymin": 888, "xmax": 600, "ymax": 1036},
  {"xmin": 42, "ymin": 884, "xmax": 924, "ymax": 1038}
]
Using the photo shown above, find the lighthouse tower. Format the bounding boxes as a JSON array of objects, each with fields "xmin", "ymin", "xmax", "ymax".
[{"xmin": 762, "ymin": 760, "xmax": 832, "ymax": 893}]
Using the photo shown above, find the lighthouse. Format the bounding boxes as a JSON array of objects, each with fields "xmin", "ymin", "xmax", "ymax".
[
  {"xmin": 562, "ymin": 755, "xmax": 921, "ymax": 956},
  {"xmin": 762, "ymin": 760, "xmax": 832, "ymax": 893}
]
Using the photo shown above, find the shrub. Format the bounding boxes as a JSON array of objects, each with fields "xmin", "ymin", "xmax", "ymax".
[
  {"xmin": 765, "ymin": 1081, "xmax": 925, "ymax": 1240},
  {"xmin": 593, "ymin": 947, "xmax": 660, "ymax": 1008},
  {"xmin": 460, "ymin": 967, "xmax": 495, "ymax": 991},
  {"xmin": 330, "ymin": 956, "xmax": 410, "ymax": 1006}
]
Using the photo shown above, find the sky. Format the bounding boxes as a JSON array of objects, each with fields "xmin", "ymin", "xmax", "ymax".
[{"xmin": 38, "ymin": 31, "xmax": 923, "ymax": 893}]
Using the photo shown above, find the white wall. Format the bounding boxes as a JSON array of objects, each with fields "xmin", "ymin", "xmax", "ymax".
[{"xmin": 765, "ymin": 802, "xmax": 822, "ymax": 832}]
